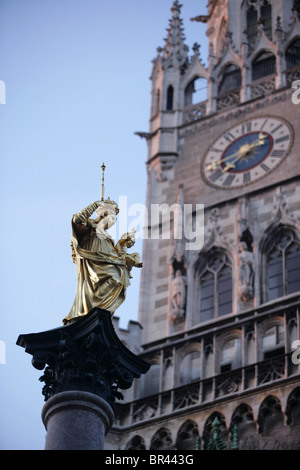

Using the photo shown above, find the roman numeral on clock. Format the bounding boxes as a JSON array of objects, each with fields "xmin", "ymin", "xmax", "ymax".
[
  {"xmin": 271, "ymin": 150, "xmax": 285, "ymax": 158},
  {"xmin": 223, "ymin": 132, "xmax": 235, "ymax": 143},
  {"xmin": 275, "ymin": 135, "xmax": 289, "ymax": 144},
  {"xmin": 223, "ymin": 174, "xmax": 236, "ymax": 186},
  {"xmin": 209, "ymin": 169, "xmax": 223, "ymax": 182},
  {"xmin": 243, "ymin": 172, "xmax": 251, "ymax": 184},
  {"xmin": 271, "ymin": 123, "xmax": 284, "ymax": 134},
  {"xmin": 261, "ymin": 163, "xmax": 270, "ymax": 172},
  {"xmin": 242, "ymin": 122, "xmax": 252, "ymax": 134}
]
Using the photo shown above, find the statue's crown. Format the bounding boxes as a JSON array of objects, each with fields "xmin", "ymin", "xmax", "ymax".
[{"xmin": 96, "ymin": 197, "xmax": 119, "ymax": 216}]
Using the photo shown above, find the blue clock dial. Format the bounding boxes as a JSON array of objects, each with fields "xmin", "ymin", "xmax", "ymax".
[
  {"xmin": 201, "ymin": 117, "xmax": 293, "ymax": 189},
  {"xmin": 220, "ymin": 132, "xmax": 273, "ymax": 173}
]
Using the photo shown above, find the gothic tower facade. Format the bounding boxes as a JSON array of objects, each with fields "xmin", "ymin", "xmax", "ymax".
[{"xmin": 106, "ymin": 0, "xmax": 300, "ymax": 450}]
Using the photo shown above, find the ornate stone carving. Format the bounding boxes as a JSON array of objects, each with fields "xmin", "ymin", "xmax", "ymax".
[
  {"xmin": 182, "ymin": 101, "xmax": 207, "ymax": 124},
  {"xmin": 250, "ymin": 76, "xmax": 276, "ymax": 99},
  {"xmin": 216, "ymin": 89, "xmax": 240, "ymax": 110},
  {"xmin": 17, "ymin": 308, "xmax": 150, "ymax": 407}
]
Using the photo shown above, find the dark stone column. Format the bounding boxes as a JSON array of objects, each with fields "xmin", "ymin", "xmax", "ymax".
[
  {"xmin": 42, "ymin": 391, "xmax": 114, "ymax": 450},
  {"xmin": 17, "ymin": 308, "xmax": 150, "ymax": 450}
]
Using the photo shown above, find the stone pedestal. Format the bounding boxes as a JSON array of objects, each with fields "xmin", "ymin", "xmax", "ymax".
[
  {"xmin": 17, "ymin": 308, "xmax": 150, "ymax": 450},
  {"xmin": 42, "ymin": 391, "xmax": 114, "ymax": 450}
]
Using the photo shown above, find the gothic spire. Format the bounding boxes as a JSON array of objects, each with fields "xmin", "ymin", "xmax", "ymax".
[{"xmin": 162, "ymin": 1, "xmax": 189, "ymax": 69}]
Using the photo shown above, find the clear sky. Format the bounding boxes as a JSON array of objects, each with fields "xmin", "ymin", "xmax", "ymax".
[{"xmin": 0, "ymin": 0, "xmax": 207, "ymax": 450}]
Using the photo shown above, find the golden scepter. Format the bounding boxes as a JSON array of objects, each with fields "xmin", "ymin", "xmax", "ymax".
[{"xmin": 101, "ymin": 162, "xmax": 106, "ymax": 201}]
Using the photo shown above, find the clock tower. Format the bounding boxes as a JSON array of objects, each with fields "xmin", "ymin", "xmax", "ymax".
[{"xmin": 107, "ymin": 0, "xmax": 300, "ymax": 450}]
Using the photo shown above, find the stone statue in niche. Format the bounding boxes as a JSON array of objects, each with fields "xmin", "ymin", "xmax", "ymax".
[
  {"xmin": 238, "ymin": 241, "xmax": 254, "ymax": 302},
  {"xmin": 170, "ymin": 270, "xmax": 186, "ymax": 324}
]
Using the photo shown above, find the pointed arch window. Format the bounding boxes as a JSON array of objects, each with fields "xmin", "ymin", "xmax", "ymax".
[
  {"xmin": 252, "ymin": 50, "xmax": 276, "ymax": 81},
  {"xmin": 199, "ymin": 251, "xmax": 232, "ymax": 322},
  {"xmin": 247, "ymin": 1, "xmax": 272, "ymax": 46},
  {"xmin": 218, "ymin": 64, "xmax": 242, "ymax": 95},
  {"xmin": 261, "ymin": 1, "xmax": 272, "ymax": 40},
  {"xmin": 247, "ymin": 5, "xmax": 258, "ymax": 47},
  {"xmin": 266, "ymin": 230, "xmax": 300, "ymax": 301},
  {"xmin": 184, "ymin": 77, "xmax": 207, "ymax": 106},
  {"xmin": 286, "ymin": 38, "xmax": 300, "ymax": 69}
]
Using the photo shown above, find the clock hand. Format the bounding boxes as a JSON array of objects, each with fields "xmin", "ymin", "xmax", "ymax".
[
  {"xmin": 206, "ymin": 148, "xmax": 241, "ymax": 171},
  {"xmin": 221, "ymin": 135, "xmax": 266, "ymax": 172},
  {"xmin": 206, "ymin": 133, "xmax": 267, "ymax": 171}
]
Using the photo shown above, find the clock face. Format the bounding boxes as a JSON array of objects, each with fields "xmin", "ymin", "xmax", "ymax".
[{"xmin": 201, "ymin": 116, "xmax": 294, "ymax": 189}]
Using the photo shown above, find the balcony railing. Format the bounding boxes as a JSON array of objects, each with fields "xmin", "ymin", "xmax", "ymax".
[
  {"xmin": 250, "ymin": 74, "xmax": 276, "ymax": 99},
  {"xmin": 285, "ymin": 65, "xmax": 300, "ymax": 87},
  {"xmin": 115, "ymin": 352, "xmax": 298, "ymax": 427},
  {"xmin": 182, "ymin": 100, "xmax": 207, "ymax": 124}
]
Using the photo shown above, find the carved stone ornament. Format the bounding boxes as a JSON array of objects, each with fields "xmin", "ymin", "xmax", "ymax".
[{"xmin": 17, "ymin": 308, "xmax": 150, "ymax": 408}]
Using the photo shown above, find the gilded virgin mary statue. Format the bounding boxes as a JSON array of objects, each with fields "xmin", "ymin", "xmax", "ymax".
[{"xmin": 63, "ymin": 166, "xmax": 142, "ymax": 324}]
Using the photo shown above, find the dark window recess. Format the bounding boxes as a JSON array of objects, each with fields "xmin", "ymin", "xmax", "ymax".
[
  {"xmin": 218, "ymin": 64, "xmax": 241, "ymax": 95},
  {"xmin": 267, "ymin": 253, "xmax": 284, "ymax": 301},
  {"xmin": 218, "ymin": 267, "xmax": 233, "ymax": 316},
  {"xmin": 247, "ymin": 7, "xmax": 258, "ymax": 46},
  {"xmin": 266, "ymin": 232, "xmax": 300, "ymax": 301},
  {"xmin": 286, "ymin": 38, "xmax": 300, "ymax": 69},
  {"xmin": 264, "ymin": 347, "xmax": 285, "ymax": 360},
  {"xmin": 200, "ymin": 273, "xmax": 215, "ymax": 322},
  {"xmin": 252, "ymin": 51, "xmax": 276, "ymax": 81},
  {"xmin": 220, "ymin": 364, "xmax": 232, "ymax": 373},
  {"xmin": 286, "ymin": 244, "xmax": 300, "ymax": 295},
  {"xmin": 294, "ymin": 0, "xmax": 300, "ymax": 20},
  {"xmin": 261, "ymin": 2, "xmax": 272, "ymax": 40},
  {"xmin": 166, "ymin": 85, "xmax": 174, "ymax": 111},
  {"xmin": 199, "ymin": 252, "xmax": 232, "ymax": 322}
]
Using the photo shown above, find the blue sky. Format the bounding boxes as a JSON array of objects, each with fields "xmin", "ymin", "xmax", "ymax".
[{"xmin": 0, "ymin": 0, "xmax": 207, "ymax": 450}]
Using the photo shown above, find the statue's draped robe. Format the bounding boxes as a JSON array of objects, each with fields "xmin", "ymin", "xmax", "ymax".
[{"xmin": 63, "ymin": 202, "xmax": 130, "ymax": 324}]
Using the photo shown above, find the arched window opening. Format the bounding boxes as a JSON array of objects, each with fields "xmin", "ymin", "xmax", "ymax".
[
  {"xmin": 199, "ymin": 251, "xmax": 232, "ymax": 322},
  {"xmin": 286, "ymin": 38, "xmax": 300, "ymax": 69},
  {"xmin": 150, "ymin": 428, "xmax": 174, "ymax": 450},
  {"xmin": 230, "ymin": 404, "xmax": 256, "ymax": 438},
  {"xmin": 176, "ymin": 420, "xmax": 199, "ymax": 450},
  {"xmin": 286, "ymin": 388, "xmax": 300, "ymax": 425},
  {"xmin": 247, "ymin": 6, "xmax": 258, "ymax": 46},
  {"xmin": 267, "ymin": 231, "xmax": 300, "ymax": 301},
  {"xmin": 166, "ymin": 85, "xmax": 174, "ymax": 111},
  {"xmin": 247, "ymin": 1, "xmax": 272, "ymax": 46},
  {"xmin": 261, "ymin": 1, "xmax": 272, "ymax": 40},
  {"xmin": 179, "ymin": 351, "xmax": 201, "ymax": 385},
  {"xmin": 218, "ymin": 64, "xmax": 242, "ymax": 95},
  {"xmin": 203, "ymin": 412, "xmax": 227, "ymax": 450},
  {"xmin": 258, "ymin": 396, "xmax": 284, "ymax": 433},
  {"xmin": 262, "ymin": 324, "xmax": 285, "ymax": 360},
  {"xmin": 252, "ymin": 51, "xmax": 276, "ymax": 81},
  {"xmin": 125, "ymin": 436, "xmax": 146, "ymax": 450},
  {"xmin": 220, "ymin": 337, "xmax": 242, "ymax": 373},
  {"xmin": 184, "ymin": 77, "xmax": 207, "ymax": 106}
]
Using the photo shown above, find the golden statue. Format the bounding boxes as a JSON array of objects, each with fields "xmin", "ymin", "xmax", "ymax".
[{"xmin": 63, "ymin": 164, "xmax": 142, "ymax": 324}]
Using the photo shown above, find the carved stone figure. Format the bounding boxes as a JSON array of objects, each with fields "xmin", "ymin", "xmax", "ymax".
[
  {"xmin": 238, "ymin": 241, "xmax": 254, "ymax": 302},
  {"xmin": 170, "ymin": 270, "xmax": 186, "ymax": 323}
]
